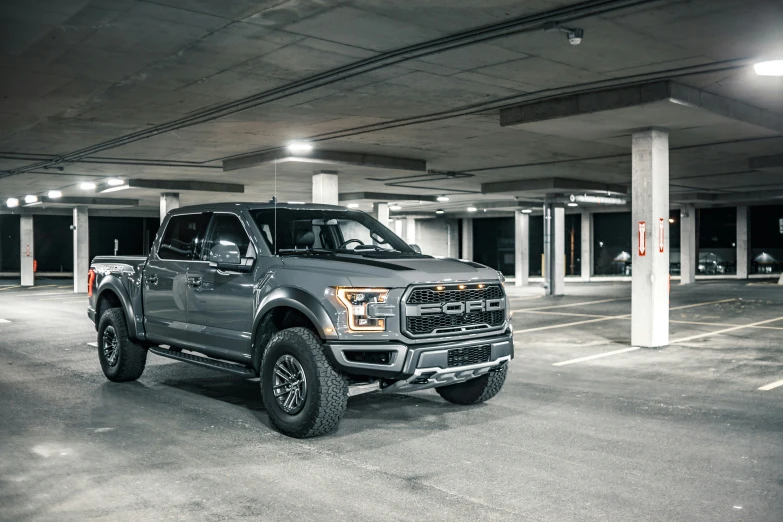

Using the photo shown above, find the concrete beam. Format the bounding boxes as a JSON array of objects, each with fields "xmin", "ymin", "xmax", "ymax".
[
  {"xmin": 126, "ymin": 179, "xmax": 244, "ymax": 193},
  {"xmin": 482, "ymin": 177, "xmax": 626, "ymax": 195},
  {"xmin": 501, "ymin": 80, "xmax": 783, "ymax": 133},
  {"xmin": 40, "ymin": 197, "xmax": 139, "ymax": 206},
  {"xmin": 673, "ymin": 190, "xmax": 783, "ymax": 204},
  {"xmin": 339, "ymin": 192, "xmax": 439, "ymax": 203},
  {"xmin": 749, "ymin": 154, "xmax": 783, "ymax": 170},
  {"xmin": 223, "ymin": 149, "xmax": 427, "ymax": 173}
]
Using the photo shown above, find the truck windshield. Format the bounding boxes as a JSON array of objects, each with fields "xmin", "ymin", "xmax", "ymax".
[{"xmin": 251, "ymin": 208, "xmax": 416, "ymax": 254}]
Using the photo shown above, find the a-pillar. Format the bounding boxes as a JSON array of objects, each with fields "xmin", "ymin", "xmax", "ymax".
[
  {"xmin": 514, "ymin": 210, "xmax": 529, "ymax": 287},
  {"xmin": 461, "ymin": 218, "xmax": 473, "ymax": 260},
  {"xmin": 312, "ymin": 172, "xmax": 338, "ymax": 205},
  {"xmin": 160, "ymin": 193, "xmax": 180, "ymax": 223},
  {"xmin": 373, "ymin": 202, "xmax": 389, "ymax": 228},
  {"xmin": 20, "ymin": 215, "xmax": 34, "ymax": 286},
  {"xmin": 73, "ymin": 207, "xmax": 89, "ymax": 293},
  {"xmin": 543, "ymin": 203, "xmax": 565, "ymax": 296},
  {"xmin": 680, "ymin": 204, "xmax": 696, "ymax": 285},
  {"xmin": 631, "ymin": 128, "xmax": 669, "ymax": 348},
  {"xmin": 581, "ymin": 210, "xmax": 592, "ymax": 281},
  {"xmin": 736, "ymin": 206, "xmax": 748, "ymax": 279}
]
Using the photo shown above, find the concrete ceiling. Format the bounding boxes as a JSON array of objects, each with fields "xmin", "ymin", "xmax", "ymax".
[{"xmin": 1, "ymin": 0, "xmax": 782, "ymax": 217}]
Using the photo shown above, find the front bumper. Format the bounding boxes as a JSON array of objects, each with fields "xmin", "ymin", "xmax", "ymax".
[{"xmin": 324, "ymin": 331, "xmax": 513, "ymax": 386}]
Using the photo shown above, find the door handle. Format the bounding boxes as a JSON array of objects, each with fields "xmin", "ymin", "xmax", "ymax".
[
  {"xmin": 187, "ymin": 277, "xmax": 202, "ymax": 288},
  {"xmin": 147, "ymin": 275, "xmax": 158, "ymax": 285}
]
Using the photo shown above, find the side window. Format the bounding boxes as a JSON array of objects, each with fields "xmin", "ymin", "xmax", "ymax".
[
  {"xmin": 204, "ymin": 214, "xmax": 255, "ymax": 261},
  {"xmin": 158, "ymin": 213, "xmax": 211, "ymax": 261}
]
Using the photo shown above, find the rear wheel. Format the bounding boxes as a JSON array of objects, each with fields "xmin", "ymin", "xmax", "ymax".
[
  {"xmin": 260, "ymin": 327, "xmax": 348, "ymax": 438},
  {"xmin": 97, "ymin": 308, "xmax": 147, "ymax": 382},
  {"xmin": 435, "ymin": 364, "xmax": 507, "ymax": 405}
]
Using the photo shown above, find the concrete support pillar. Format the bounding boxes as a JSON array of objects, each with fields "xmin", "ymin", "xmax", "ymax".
[
  {"xmin": 393, "ymin": 219, "xmax": 404, "ymax": 238},
  {"xmin": 581, "ymin": 210, "xmax": 592, "ymax": 281},
  {"xmin": 631, "ymin": 128, "xmax": 669, "ymax": 348},
  {"xmin": 514, "ymin": 210, "xmax": 529, "ymax": 287},
  {"xmin": 405, "ymin": 218, "xmax": 416, "ymax": 246},
  {"xmin": 312, "ymin": 172, "xmax": 338, "ymax": 205},
  {"xmin": 20, "ymin": 215, "xmax": 34, "ymax": 286},
  {"xmin": 461, "ymin": 218, "xmax": 473, "ymax": 260},
  {"xmin": 680, "ymin": 204, "xmax": 696, "ymax": 285},
  {"xmin": 373, "ymin": 202, "xmax": 389, "ymax": 228},
  {"xmin": 73, "ymin": 208, "xmax": 89, "ymax": 293},
  {"xmin": 160, "ymin": 192, "xmax": 180, "ymax": 224},
  {"xmin": 544, "ymin": 203, "xmax": 565, "ymax": 296},
  {"xmin": 736, "ymin": 206, "xmax": 749, "ymax": 279}
]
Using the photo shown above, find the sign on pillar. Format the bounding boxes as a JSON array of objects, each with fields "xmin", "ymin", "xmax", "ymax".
[
  {"xmin": 658, "ymin": 218, "xmax": 665, "ymax": 253},
  {"xmin": 638, "ymin": 221, "xmax": 646, "ymax": 256}
]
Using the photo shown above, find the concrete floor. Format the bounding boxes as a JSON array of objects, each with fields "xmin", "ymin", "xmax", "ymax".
[{"xmin": 1, "ymin": 279, "xmax": 781, "ymax": 521}]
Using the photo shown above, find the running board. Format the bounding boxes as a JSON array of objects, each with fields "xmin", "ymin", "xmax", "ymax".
[{"xmin": 149, "ymin": 346, "xmax": 256, "ymax": 377}]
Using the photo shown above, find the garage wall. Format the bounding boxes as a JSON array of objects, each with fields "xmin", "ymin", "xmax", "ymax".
[
  {"xmin": 0, "ymin": 214, "xmax": 20, "ymax": 271},
  {"xmin": 415, "ymin": 219, "xmax": 458, "ymax": 258}
]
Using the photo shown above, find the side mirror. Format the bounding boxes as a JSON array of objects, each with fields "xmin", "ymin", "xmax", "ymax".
[
  {"xmin": 209, "ymin": 241, "xmax": 253, "ymax": 272},
  {"xmin": 410, "ymin": 244, "xmax": 422, "ymax": 254}
]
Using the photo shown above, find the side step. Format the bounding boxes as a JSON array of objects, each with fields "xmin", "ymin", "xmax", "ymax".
[{"xmin": 149, "ymin": 346, "xmax": 256, "ymax": 377}]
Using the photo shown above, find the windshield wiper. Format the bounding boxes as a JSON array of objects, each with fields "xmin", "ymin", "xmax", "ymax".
[{"xmin": 277, "ymin": 248, "xmax": 335, "ymax": 255}]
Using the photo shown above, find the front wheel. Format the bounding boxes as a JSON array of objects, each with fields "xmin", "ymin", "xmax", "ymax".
[
  {"xmin": 97, "ymin": 308, "xmax": 147, "ymax": 382},
  {"xmin": 260, "ymin": 327, "xmax": 348, "ymax": 438},
  {"xmin": 435, "ymin": 364, "xmax": 507, "ymax": 405}
]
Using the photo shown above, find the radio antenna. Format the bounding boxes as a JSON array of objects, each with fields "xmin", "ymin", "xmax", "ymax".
[{"xmin": 274, "ymin": 157, "xmax": 277, "ymax": 255}]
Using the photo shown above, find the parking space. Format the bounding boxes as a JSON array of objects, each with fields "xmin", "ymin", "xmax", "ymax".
[{"xmin": 1, "ymin": 280, "xmax": 781, "ymax": 521}]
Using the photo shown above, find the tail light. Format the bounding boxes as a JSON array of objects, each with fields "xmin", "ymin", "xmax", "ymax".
[{"xmin": 88, "ymin": 268, "xmax": 96, "ymax": 297}]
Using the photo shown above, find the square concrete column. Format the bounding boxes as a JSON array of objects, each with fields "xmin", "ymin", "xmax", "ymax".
[
  {"xmin": 544, "ymin": 203, "xmax": 565, "ymax": 296},
  {"xmin": 373, "ymin": 202, "xmax": 389, "ymax": 228},
  {"xmin": 312, "ymin": 172, "xmax": 338, "ymax": 205},
  {"xmin": 514, "ymin": 210, "xmax": 529, "ymax": 287},
  {"xmin": 461, "ymin": 218, "xmax": 473, "ymax": 260},
  {"xmin": 405, "ymin": 218, "xmax": 416, "ymax": 245},
  {"xmin": 631, "ymin": 128, "xmax": 669, "ymax": 348},
  {"xmin": 160, "ymin": 192, "xmax": 180, "ymax": 224},
  {"xmin": 73, "ymin": 208, "xmax": 89, "ymax": 293},
  {"xmin": 20, "ymin": 215, "xmax": 34, "ymax": 286},
  {"xmin": 680, "ymin": 204, "xmax": 696, "ymax": 285},
  {"xmin": 394, "ymin": 219, "xmax": 404, "ymax": 238},
  {"xmin": 581, "ymin": 210, "xmax": 593, "ymax": 281},
  {"xmin": 736, "ymin": 206, "xmax": 748, "ymax": 279}
]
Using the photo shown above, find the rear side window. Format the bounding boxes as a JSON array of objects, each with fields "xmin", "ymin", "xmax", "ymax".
[{"xmin": 158, "ymin": 213, "xmax": 210, "ymax": 261}]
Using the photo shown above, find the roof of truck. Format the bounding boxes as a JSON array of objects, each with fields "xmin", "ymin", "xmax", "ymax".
[{"xmin": 167, "ymin": 202, "xmax": 352, "ymax": 214}]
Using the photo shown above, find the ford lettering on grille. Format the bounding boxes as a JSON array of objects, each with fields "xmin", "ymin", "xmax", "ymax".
[
  {"xmin": 403, "ymin": 284, "xmax": 506, "ymax": 336},
  {"xmin": 406, "ymin": 299, "xmax": 505, "ymax": 317}
]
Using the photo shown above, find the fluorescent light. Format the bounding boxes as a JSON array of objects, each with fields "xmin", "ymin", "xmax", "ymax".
[
  {"xmin": 47, "ymin": 190, "xmax": 62, "ymax": 199},
  {"xmin": 567, "ymin": 202, "xmax": 578, "ymax": 207},
  {"xmin": 100, "ymin": 185, "xmax": 130, "ymax": 193},
  {"xmin": 435, "ymin": 209, "xmax": 445, "ymax": 214},
  {"xmin": 522, "ymin": 209, "xmax": 533, "ymax": 214},
  {"xmin": 107, "ymin": 178, "xmax": 124, "ymax": 186},
  {"xmin": 287, "ymin": 201, "xmax": 305, "ymax": 204},
  {"xmin": 287, "ymin": 141, "xmax": 313, "ymax": 154},
  {"xmin": 467, "ymin": 206, "xmax": 477, "ymax": 212},
  {"xmin": 80, "ymin": 182, "xmax": 96, "ymax": 190},
  {"xmin": 754, "ymin": 60, "xmax": 783, "ymax": 76},
  {"xmin": 24, "ymin": 195, "xmax": 38, "ymax": 204},
  {"xmin": 6, "ymin": 197, "xmax": 19, "ymax": 208},
  {"xmin": 347, "ymin": 203, "xmax": 360, "ymax": 208},
  {"xmin": 389, "ymin": 205, "xmax": 402, "ymax": 211},
  {"xmin": 437, "ymin": 195, "xmax": 450, "ymax": 202}
]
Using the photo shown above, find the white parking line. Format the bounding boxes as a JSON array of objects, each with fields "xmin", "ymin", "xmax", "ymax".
[
  {"xmin": 515, "ymin": 310, "xmax": 611, "ymax": 318},
  {"xmin": 0, "ymin": 319, "xmax": 10, "ymax": 323},
  {"xmin": 515, "ymin": 314, "xmax": 629, "ymax": 333},
  {"xmin": 9, "ymin": 292, "xmax": 72, "ymax": 297},
  {"xmin": 672, "ymin": 316, "xmax": 783, "ymax": 344},
  {"xmin": 669, "ymin": 298, "xmax": 737, "ymax": 310},
  {"xmin": 87, "ymin": 342, "xmax": 98, "ymax": 348},
  {"xmin": 0, "ymin": 285, "xmax": 22, "ymax": 291},
  {"xmin": 515, "ymin": 297, "xmax": 630, "ymax": 312},
  {"xmin": 758, "ymin": 379, "xmax": 783, "ymax": 391},
  {"xmin": 553, "ymin": 347, "xmax": 640, "ymax": 366}
]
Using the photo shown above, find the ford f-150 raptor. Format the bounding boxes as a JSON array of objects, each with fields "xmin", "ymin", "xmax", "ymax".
[{"xmin": 87, "ymin": 203, "xmax": 513, "ymax": 438}]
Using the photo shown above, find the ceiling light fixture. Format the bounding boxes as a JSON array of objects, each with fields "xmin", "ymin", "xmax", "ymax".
[
  {"xmin": 80, "ymin": 182, "xmax": 96, "ymax": 190},
  {"xmin": 436, "ymin": 195, "xmax": 450, "ymax": 202},
  {"xmin": 287, "ymin": 201, "xmax": 305, "ymax": 205},
  {"xmin": 287, "ymin": 141, "xmax": 313, "ymax": 154},
  {"xmin": 107, "ymin": 178, "xmax": 124, "ymax": 186},
  {"xmin": 467, "ymin": 206, "xmax": 478, "ymax": 212},
  {"xmin": 346, "ymin": 203, "xmax": 359, "ymax": 208},
  {"xmin": 522, "ymin": 209, "xmax": 533, "ymax": 214},
  {"xmin": 47, "ymin": 190, "xmax": 62, "ymax": 199},
  {"xmin": 669, "ymin": 217, "xmax": 676, "ymax": 224},
  {"xmin": 567, "ymin": 202, "xmax": 578, "ymax": 207},
  {"xmin": 753, "ymin": 60, "xmax": 783, "ymax": 76},
  {"xmin": 24, "ymin": 195, "xmax": 38, "ymax": 204},
  {"xmin": 6, "ymin": 197, "xmax": 19, "ymax": 208},
  {"xmin": 435, "ymin": 209, "xmax": 445, "ymax": 214},
  {"xmin": 389, "ymin": 205, "xmax": 402, "ymax": 211}
]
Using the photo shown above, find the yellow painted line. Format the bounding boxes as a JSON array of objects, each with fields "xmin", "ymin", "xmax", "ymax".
[
  {"xmin": 672, "ymin": 316, "xmax": 783, "ymax": 344},
  {"xmin": 553, "ymin": 347, "xmax": 640, "ymax": 366},
  {"xmin": 758, "ymin": 379, "xmax": 783, "ymax": 391},
  {"xmin": 669, "ymin": 298, "xmax": 736, "ymax": 310},
  {"xmin": 514, "ymin": 297, "xmax": 630, "ymax": 312},
  {"xmin": 515, "ymin": 314, "xmax": 629, "ymax": 333}
]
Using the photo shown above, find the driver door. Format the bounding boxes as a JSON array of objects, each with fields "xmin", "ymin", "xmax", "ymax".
[{"xmin": 185, "ymin": 212, "xmax": 257, "ymax": 360}]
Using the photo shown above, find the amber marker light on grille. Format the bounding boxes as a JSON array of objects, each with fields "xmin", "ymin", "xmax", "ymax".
[
  {"xmin": 478, "ymin": 284, "xmax": 485, "ymax": 288},
  {"xmin": 436, "ymin": 286, "xmax": 445, "ymax": 291},
  {"xmin": 458, "ymin": 284, "xmax": 466, "ymax": 289}
]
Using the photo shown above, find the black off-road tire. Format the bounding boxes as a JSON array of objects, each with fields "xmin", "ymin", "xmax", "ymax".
[
  {"xmin": 97, "ymin": 308, "xmax": 147, "ymax": 382},
  {"xmin": 435, "ymin": 364, "xmax": 508, "ymax": 405},
  {"xmin": 260, "ymin": 327, "xmax": 348, "ymax": 438}
]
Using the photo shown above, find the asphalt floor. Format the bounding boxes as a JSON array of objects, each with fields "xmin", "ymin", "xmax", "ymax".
[{"xmin": 0, "ymin": 278, "xmax": 781, "ymax": 521}]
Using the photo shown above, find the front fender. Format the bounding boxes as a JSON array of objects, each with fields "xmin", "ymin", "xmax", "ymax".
[
  {"xmin": 95, "ymin": 275, "xmax": 143, "ymax": 341},
  {"xmin": 253, "ymin": 287, "xmax": 338, "ymax": 342}
]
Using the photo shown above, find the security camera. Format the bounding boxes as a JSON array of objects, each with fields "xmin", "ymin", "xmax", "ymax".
[{"xmin": 567, "ymin": 29, "xmax": 584, "ymax": 45}]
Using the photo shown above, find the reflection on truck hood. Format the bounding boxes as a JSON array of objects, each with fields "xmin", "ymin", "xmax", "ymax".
[{"xmin": 279, "ymin": 253, "xmax": 500, "ymax": 287}]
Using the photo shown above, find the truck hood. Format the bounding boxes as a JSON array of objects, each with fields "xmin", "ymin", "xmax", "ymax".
[{"xmin": 279, "ymin": 253, "xmax": 501, "ymax": 287}]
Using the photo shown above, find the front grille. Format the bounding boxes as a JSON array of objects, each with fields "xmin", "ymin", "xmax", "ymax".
[
  {"xmin": 404, "ymin": 284, "xmax": 506, "ymax": 336},
  {"xmin": 447, "ymin": 345, "xmax": 491, "ymax": 367}
]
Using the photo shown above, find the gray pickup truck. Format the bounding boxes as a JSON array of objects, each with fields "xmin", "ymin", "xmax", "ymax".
[{"xmin": 87, "ymin": 203, "xmax": 513, "ymax": 438}]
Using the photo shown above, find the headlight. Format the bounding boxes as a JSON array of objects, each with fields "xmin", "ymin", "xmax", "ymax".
[
  {"xmin": 496, "ymin": 270, "xmax": 506, "ymax": 283},
  {"xmin": 336, "ymin": 288, "xmax": 390, "ymax": 332}
]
